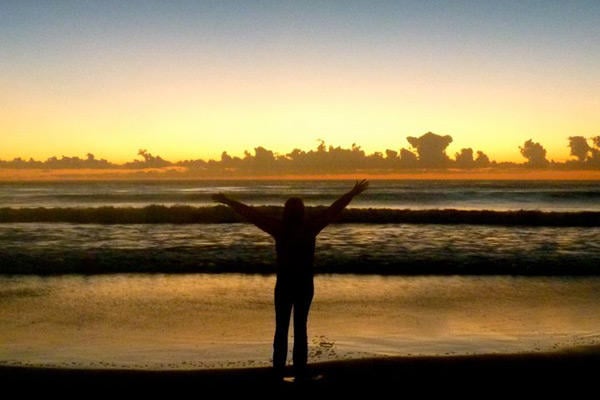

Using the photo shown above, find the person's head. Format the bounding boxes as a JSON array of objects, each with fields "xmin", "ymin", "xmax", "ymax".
[{"xmin": 283, "ymin": 197, "xmax": 304, "ymax": 226}]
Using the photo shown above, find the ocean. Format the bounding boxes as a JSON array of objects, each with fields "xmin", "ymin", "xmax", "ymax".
[
  {"xmin": 1, "ymin": 179, "xmax": 599, "ymax": 275},
  {"xmin": 1, "ymin": 179, "xmax": 599, "ymax": 368}
]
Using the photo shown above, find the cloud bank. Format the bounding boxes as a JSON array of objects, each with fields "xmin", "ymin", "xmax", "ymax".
[{"xmin": 2, "ymin": 133, "xmax": 600, "ymax": 176}]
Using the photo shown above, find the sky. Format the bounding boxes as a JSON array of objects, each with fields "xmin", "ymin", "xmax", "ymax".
[{"xmin": 1, "ymin": 0, "xmax": 599, "ymax": 164}]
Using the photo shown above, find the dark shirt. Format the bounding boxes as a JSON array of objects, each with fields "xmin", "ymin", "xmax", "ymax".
[{"xmin": 274, "ymin": 225, "xmax": 317, "ymax": 282}]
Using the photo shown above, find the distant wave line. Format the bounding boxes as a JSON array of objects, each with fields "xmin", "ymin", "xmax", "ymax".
[{"xmin": 1, "ymin": 205, "xmax": 600, "ymax": 226}]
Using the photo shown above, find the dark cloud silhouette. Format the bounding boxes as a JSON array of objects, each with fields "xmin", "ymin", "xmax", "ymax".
[
  {"xmin": 0, "ymin": 154, "xmax": 114, "ymax": 169},
  {"xmin": 568, "ymin": 136, "xmax": 591, "ymax": 162},
  {"xmin": 242, "ymin": 146, "xmax": 277, "ymax": 172},
  {"xmin": 399, "ymin": 148, "xmax": 418, "ymax": 168},
  {"xmin": 455, "ymin": 148, "xmax": 492, "ymax": 169},
  {"xmin": 587, "ymin": 137, "xmax": 600, "ymax": 167},
  {"xmin": 563, "ymin": 136, "xmax": 600, "ymax": 169},
  {"xmin": 455, "ymin": 148, "xmax": 475, "ymax": 169},
  {"xmin": 385, "ymin": 149, "xmax": 398, "ymax": 159},
  {"xmin": 0, "ymin": 157, "xmax": 43, "ymax": 169},
  {"xmin": 2, "ymin": 133, "xmax": 600, "ymax": 175},
  {"xmin": 123, "ymin": 149, "xmax": 172, "ymax": 168},
  {"xmin": 406, "ymin": 132, "xmax": 453, "ymax": 168},
  {"xmin": 520, "ymin": 139, "xmax": 549, "ymax": 168},
  {"xmin": 475, "ymin": 151, "xmax": 491, "ymax": 167}
]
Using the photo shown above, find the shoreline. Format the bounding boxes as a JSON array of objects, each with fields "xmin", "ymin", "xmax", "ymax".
[{"xmin": 2, "ymin": 348, "xmax": 599, "ymax": 395}]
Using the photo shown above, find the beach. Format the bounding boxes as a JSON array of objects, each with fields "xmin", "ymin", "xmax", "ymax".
[
  {"xmin": 2, "ymin": 272, "xmax": 600, "ymax": 398},
  {"xmin": 3, "ymin": 274, "xmax": 600, "ymax": 369},
  {"xmin": 2, "ymin": 180, "xmax": 599, "ymax": 396}
]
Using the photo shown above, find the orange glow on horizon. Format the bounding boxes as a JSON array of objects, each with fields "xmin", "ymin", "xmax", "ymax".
[{"xmin": 1, "ymin": 168, "xmax": 599, "ymax": 182}]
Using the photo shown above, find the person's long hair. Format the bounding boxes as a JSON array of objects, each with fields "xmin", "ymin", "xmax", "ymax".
[{"xmin": 283, "ymin": 197, "xmax": 304, "ymax": 227}]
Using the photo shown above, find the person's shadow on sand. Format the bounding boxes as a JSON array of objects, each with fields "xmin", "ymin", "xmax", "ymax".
[{"xmin": 213, "ymin": 179, "xmax": 369, "ymax": 382}]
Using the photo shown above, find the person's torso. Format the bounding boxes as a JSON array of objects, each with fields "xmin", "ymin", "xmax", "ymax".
[{"xmin": 274, "ymin": 226, "xmax": 316, "ymax": 280}]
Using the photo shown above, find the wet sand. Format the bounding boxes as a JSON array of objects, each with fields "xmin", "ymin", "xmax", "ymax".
[
  {"xmin": 4, "ymin": 274, "xmax": 600, "ymax": 370},
  {"xmin": 2, "ymin": 347, "xmax": 599, "ymax": 397},
  {"xmin": 3, "ymin": 274, "xmax": 599, "ymax": 396}
]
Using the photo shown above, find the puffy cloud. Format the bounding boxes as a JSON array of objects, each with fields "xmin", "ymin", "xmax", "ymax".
[
  {"xmin": 568, "ymin": 136, "xmax": 591, "ymax": 162},
  {"xmin": 475, "ymin": 151, "xmax": 490, "ymax": 167},
  {"xmin": 455, "ymin": 148, "xmax": 475, "ymax": 168},
  {"xmin": 123, "ymin": 149, "xmax": 172, "ymax": 168},
  {"xmin": 406, "ymin": 132, "xmax": 453, "ymax": 168},
  {"xmin": 519, "ymin": 139, "xmax": 548, "ymax": 167},
  {"xmin": 399, "ymin": 148, "xmax": 418, "ymax": 167},
  {"xmin": 455, "ymin": 148, "xmax": 491, "ymax": 169}
]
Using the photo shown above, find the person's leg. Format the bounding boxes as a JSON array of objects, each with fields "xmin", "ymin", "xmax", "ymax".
[
  {"xmin": 292, "ymin": 282, "xmax": 314, "ymax": 378},
  {"xmin": 273, "ymin": 283, "xmax": 293, "ymax": 377}
]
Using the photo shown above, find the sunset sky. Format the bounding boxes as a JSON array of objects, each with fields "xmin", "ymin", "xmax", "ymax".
[{"xmin": 1, "ymin": 1, "xmax": 599, "ymax": 164}]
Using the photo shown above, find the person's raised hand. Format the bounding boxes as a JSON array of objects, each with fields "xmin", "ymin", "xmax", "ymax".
[{"xmin": 350, "ymin": 179, "xmax": 369, "ymax": 196}]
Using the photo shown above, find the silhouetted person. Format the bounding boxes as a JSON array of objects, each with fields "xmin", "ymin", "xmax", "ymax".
[{"xmin": 212, "ymin": 179, "xmax": 369, "ymax": 381}]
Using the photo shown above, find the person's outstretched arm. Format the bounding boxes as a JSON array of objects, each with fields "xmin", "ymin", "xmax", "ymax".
[
  {"xmin": 312, "ymin": 179, "xmax": 369, "ymax": 233},
  {"xmin": 212, "ymin": 193, "xmax": 280, "ymax": 236}
]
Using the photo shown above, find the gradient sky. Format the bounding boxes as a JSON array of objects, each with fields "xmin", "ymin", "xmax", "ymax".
[{"xmin": 2, "ymin": 1, "xmax": 599, "ymax": 164}]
